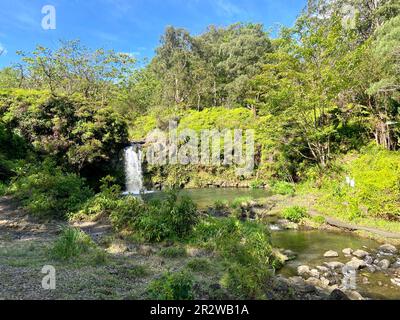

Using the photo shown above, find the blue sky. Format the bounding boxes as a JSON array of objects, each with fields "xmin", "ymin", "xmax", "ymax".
[{"xmin": 0, "ymin": 0, "xmax": 306, "ymax": 68}]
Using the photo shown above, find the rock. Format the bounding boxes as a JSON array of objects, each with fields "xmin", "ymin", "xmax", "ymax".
[
  {"xmin": 310, "ymin": 269, "xmax": 320, "ymax": 278},
  {"xmin": 324, "ymin": 250, "xmax": 339, "ymax": 258},
  {"xmin": 362, "ymin": 277, "xmax": 370, "ymax": 285},
  {"xmin": 316, "ymin": 266, "xmax": 329, "ymax": 273},
  {"xmin": 378, "ymin": 259, "xmax": 391, "ymax": 270},
  {"xmin": 353, "ymin": 249, "xmax": 369, "ymax": 259},
  {"xmin": 289, "ymin": 277, "xmax": 316, "ymax": 293},
  {"xmin": 346, "ymin": 257, "xmax": 366, "ymax": 270},
  {"xmin": 390, "ymin": 278, "xmax": 400, "ymax": 287},
  {"xmin": 364, "ymin": 255, "xmax": 374, "ymax": 265},
  {"xmin": 324, "ymin": 261, "xmax": 344, "ymax": 270},
  {"xmin": 305, "ymin": 277, "xmax": 329, "ymax": 289},
  {"xmin": 391, "ymin": 259, "xmax": 400, "ymax": 269},
  {"xmin": 379, "ymin": 244, "xmax": 398, "ymax": 254},
  {"xmin": 329, "ymin": 289, "xmax": 350, "ymax": 300},
  {"xmin": 366, "ymin": 265, "xmax": 376, "ymax": 273},
  {"xmin": 297, "ymin": 265, "xmax": 311, "ymax": 277},
  {"xmin": 342, "ymin": 248, "xmax": 353, "ymax": 255},
  {"xmin": 346, "ymin": 290, "xmax": 364, "ymax": 300},
  {"xmin": 282, "ymin": 249, "xmax": 297, "ymax": 261}
]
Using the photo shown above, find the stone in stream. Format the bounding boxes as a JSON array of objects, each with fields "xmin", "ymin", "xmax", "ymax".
[
  {"xmin": 345, "ymin": 290, "xmax": 364, "ymax": 300},
  {"xmin": 329, "ymin": 289, "xmax": 350, "ymax": 300},
  {"xmin": 378, "ymin": 259, "xmax": 391, "ymax": 270},
  {"xmin": 309, "ymin": 269, "xmax": 320, "ymax": 278},
  {"xmin": 379, "ymin": 244, "xmax": 398, "ymax": 254},
  {"xmin": 316, "ymin": 265, "xmax": 329, "ymax": 273},
  {"xmin": 324, "ymin": 261, "xmax": 344, "ymax": 270},
  {"xmin": 346, "ymin": 257, "xmax": 366, "ymax": 270},
  {"xmin": 297, "ymin": 265, "xmax": 311, "ymax": 277},
  {"xmin": 364, "ymin": 255, "xmax": 374, "ymax": 265},
  {"xmin": 391, "ymin": 278, "xmax": 400, "ymax": 287},
  {"xmin": 342, "ymin": 248, "xmax": 353, "ymax": 256},
  {"xmin": 324, "ymin": 250, "xmax": 339, "ymax": 258},
  {"xmin": 352, "ymin": 249, "xmax": 369, "ymax": 259}
]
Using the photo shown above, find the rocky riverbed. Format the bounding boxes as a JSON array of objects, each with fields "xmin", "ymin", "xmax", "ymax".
[{"xmin": 277, "ymin": 240, "xmax": 400, "ymax": 300}]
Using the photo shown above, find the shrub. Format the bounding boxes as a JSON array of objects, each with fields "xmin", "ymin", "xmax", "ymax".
[
  {"xmin": 271, "ymin": 181, "xmax": 295, "ymax": 196},
  {"xmin": 186, "ymin": 258, "xmax": 212, "ymax": 273},
  {"xmin": 191, "ymin": 217, "xmax": 278, "ymax": 299},
  {"xmin": 282, "ymin": 206, "xmax": 308, "ymax": 223},
  {"xmin": 250, "ymin": 179, "xmax": 264, "ymax": 189},
  {"xmin": 50, "ymin": 227, "xmax": 93, "ymax": 260},
  {"xmin": 135, "ymin": 190, "xmax": 199, "ymax": 242},
  {"xmin": 9, "ymin": 160, "xmax": 93, "ymax": 219},
  {"xmin": 230, "ymin": 196, "xmax": 253, "ymax": 209},
  {"xmin": 213, "ymin": 200, "xmax": 227, "ymax": 210},
  {"xmin": 312, "ymin": 215, "xmax": 326, "ymax": 225},
  {"xmin": 159, "ymin": 246, "xmax": 187, "ymax": 258},
  {"xmin": 147, "ymin": 271, "xmax": 195, "ymax": 300}
]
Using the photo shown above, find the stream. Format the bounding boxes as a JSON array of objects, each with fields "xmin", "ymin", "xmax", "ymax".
[{"xmin": 158, "ymin": 188, "xmax": 400, "ymax": 300}]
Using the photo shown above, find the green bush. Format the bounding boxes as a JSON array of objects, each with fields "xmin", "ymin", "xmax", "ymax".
[
  {"xmin": 9, "ymin": 160, "xmax": 93, "ymax": 219},
  {"xmin": 282, "ymin": 206, "xmax": 308, "ymax": 223},
  {"xmin": 186, "ymin": 258, "xmax": 212, "ymax": 273},
  {"xmin": 318, "ymin": 146, "xmax": 400, "ymax": 221},
  {"xmin": 312, "ymin": 215, "xmax": 326, "ymax": 225},
  {"xmin": 50, "ymin": 227, "xmax": 93, "ymax": 260},
  {"xmin": 191, "ymin": 217, "xmax": 278, "ymax": 299},
  {"xmin": 135, "ymin": 191, "xmax": 199, "ymax": 242},
  {"xmin": 250, "ymin": 179, "xmax": 264, "ymax": 189},
  {"xmin": 271, "ymin": 181, "xmax": 295, "ymax": 196},
  {"xmin": 147, "ymin": 271, "xmax": 195, "ymax": 300}
]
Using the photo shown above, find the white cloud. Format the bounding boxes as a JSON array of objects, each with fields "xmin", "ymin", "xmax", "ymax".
[{"xmin": 215, "ymin": 0, "xmax": 242, "ymax": 16}]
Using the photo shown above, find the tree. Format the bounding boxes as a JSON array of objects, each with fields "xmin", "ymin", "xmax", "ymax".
[{"xmin": 16, "ymin": 40, "xmax": 136, "ymax": 101}]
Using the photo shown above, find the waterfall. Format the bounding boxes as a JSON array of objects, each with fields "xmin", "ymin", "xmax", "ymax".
[{"xmin": 123, "ymin": 144, "xmax": 144, "ymax": 194}]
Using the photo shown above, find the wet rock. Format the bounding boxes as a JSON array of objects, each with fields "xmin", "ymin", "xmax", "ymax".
[
  {"xmin": 297, "ymin": 265, "xmax": 311, "ymax": 277},
  {"xmin": 366, "ymin": 265, "xmax": 376, "ymax": 273},
  {"xmin": 288, "ymin": 277, "xmax": 316, "ymax": 293},
  {"xmin": 324, "ymin": 250, "xmax": 339, "ymax": 258},
  {"xmin": 390, "ymin": 278, "xmax": 400, "ymax": 287},
  {"xmin": 391, "ymin": 259, "xmax": 400, "ymax": 269},
  {"xmin": 342, "ymin": 248, "xmax": 353, "ymax": 256},
  {"xmin": 364, "ymin": 255, "xmax": 374, "ymax": 265},
  {"xmin": 346, "ymin": 290, "xmax": 364, "ymax": 300},
  {"xmin": 379, "ymin": 244, "xmax": 398, "ymax": 254},
  {"xmin": 324, "ymin": 261, "xmax": 344, "ymax": 270},
  {"xmin": 310, "ymin": 269, "xmax": 320, "ymax": 278},
  {"xmin": 353, "ymin": 249, "xmax": 369, "ymax": 259},
  {"xmin": 305, "ymin": 277, "xmax": 329, "ymax": 289},
  {"xmin": 378, "ymin": 259, "xmax": 391, "ymax": 270},
  {"xmin": 316, "ymin": 266, "xmax": 329, "ymax": 273},
  {"xmin": 362, "ymin": 277, "xmax": 370, "ymax": 285},
  {"xmin": 329, "ymin": 289, "xmax": 350, "ymax": 300},
  {"xmin": 346, "ymin": 257, "xmax": 366, "ymax": 270},
  {"xmin": 282, "ymin": 249, "xmax": 297, "ymax": 261}
]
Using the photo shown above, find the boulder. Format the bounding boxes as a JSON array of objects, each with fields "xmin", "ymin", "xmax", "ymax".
[
  {"xmin": 324, "ymin": 261, "xmax": 344, "ymax": 270},
  {"xmin": 316, "ymin": 265, "xmax": 329, "ymax": 273},
  {"xmin": 353, "ymin": 249, "xmax": 369, "ymax": 259},
  {"xmin": 310, "ymin": 269, "xmax": 320, "ymax": 278},
  {"xmin": 329, "ymin": 289, "xmax": 350, "ymax": 300},
  {"xmin": 324, "ymin": 250, "xmax": 339, "ymax": 258},
  {"xmin": 346, "ymin": 257, "xmax": 366, "ymax": 270},
  {"xmin": 346, "ymin": 290, "xmax": 364, "ymax": 300},
  {"xmin": 378, "ymin": 259, "xmax": 391, "ymax": 270},
  {"xmin": 342, "ymin": 248, "xmax": 353, "ymax": 256},
  {"xmin": 297, "ymin": 265, "xmax": 311, "ymax": 277},
  {"xmin": 379, "ymin": 244, "xmax": 398, "ymax": 254},
  {"xmin": 390, "ymin": 278, "xmax": 400, "ymax": 287}
]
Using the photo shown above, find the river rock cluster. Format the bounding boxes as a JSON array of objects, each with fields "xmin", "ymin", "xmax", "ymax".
[{"xmin": 290, "ymin": 244, "xmax": 400, "ymax": 300}]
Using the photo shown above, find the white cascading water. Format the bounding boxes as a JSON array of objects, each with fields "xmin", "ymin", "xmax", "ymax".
[{"xmin": 124, "ymin": 144, "xmax": 144, "ymax": 194}]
